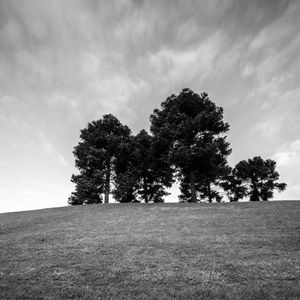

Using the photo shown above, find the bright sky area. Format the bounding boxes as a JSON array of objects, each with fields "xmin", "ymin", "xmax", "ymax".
[{"xmin": 0, "ymin": 0, "xmax": 300, "ymax": 212}]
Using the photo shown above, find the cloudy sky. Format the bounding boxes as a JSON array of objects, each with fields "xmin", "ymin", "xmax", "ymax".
[{"xmin": 0, "ymin": 0, "xmax": 299, "ymax": 212}]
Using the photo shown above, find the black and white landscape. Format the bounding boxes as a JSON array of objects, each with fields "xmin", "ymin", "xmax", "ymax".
[
  {"xmin": 0, "ymin": 0, "xmax": 299, "ymax": 212},
  {"xmin": 0, "ymin": 1, "xmax": 300, "ymax": 299}
]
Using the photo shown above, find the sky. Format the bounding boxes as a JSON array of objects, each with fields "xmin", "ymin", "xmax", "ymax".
[{"xmin": 0, "ymin": 0, "xmax": 299, "ymax": 213}]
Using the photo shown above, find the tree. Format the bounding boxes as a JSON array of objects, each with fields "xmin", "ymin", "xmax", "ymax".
[
  {"xmin": 112, "ymin": 130, "xmax": 173, "ymax": 203},
  {"xmin": 234, "ymin": 156, "xmax": 287, "ymax": 201},
  {"xmin": 134, "ymin": 130, "xmax": 173, "ymax": 203},
  {"xmin": 70, "ymin": 114, "xmax": 131, "ymax": 204},
  {"xmin": 112, "ymin": 135, "xmax": 138, "ymax": 203},
  {"xmin": 68, "ymin": 174, "xmax": 103, "ymax": 205},
  {"xmin": 150, "ymin": 88, "xmax": 231, "ymax": 202},
  {"xmin": 113, "ymin": 172, "xmax": 137, "ymax": 203},
  {"xmin": 178, "ymin": 169, "xmax": 228, "ymax": 203},
  {"xmin": 220, "ymin": 168, "xmax": 248, "ymax": 202}
]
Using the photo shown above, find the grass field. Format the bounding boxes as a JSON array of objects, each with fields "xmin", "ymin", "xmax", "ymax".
[{"xmin": 0, "ymin": 201, "xmax": 299, "ymax": 299}]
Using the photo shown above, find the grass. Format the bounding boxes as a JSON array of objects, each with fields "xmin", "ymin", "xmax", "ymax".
[{"xmin": 0, "ymin": 201, "xmax": 299, "ymax": 299}]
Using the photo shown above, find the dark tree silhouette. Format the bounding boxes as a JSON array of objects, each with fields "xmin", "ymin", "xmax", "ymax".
[
  {"xmin": 150, "ymin": 88, "xmax": 231, "ymax": 202},
  {"xmin": 68, "ymin": 174, "xmax": 103, "ymax": 205},
  {"xmin": 69, "ymin": 92, "xmax": 286, "ymax": 205},
  {"xmin": 70, "ymin": 114, "xmax": 131, "ymax": 204},
  {"xmin": 234, "ymin": 156, "xmax": 287, "ymax": 201},
  {"xmin": 178, "ymin": 167, "xmax": 229, "ymax": 203},
  {"xmin": 134, "ymin": 130, "xmax": 173, "ymax": 203},
  {"xmin": 113, "ymin": 130, "xmax": 173, "ymax": 203},
  {"xmin": 220, "ymin": 167, "xmax": 248, "ymax": 202}
]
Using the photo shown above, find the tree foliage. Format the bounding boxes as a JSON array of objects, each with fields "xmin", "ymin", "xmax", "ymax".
[
  {"xmin": 69, "ymin": 89, "xmax": 287, "ymax": 205},
  {"xmin": 134, "ymin": 130, "xmax": 173, "ymax": 202},
  {"xmin": 150, "ymin": 88, "xmax": 231, "ymax": 202},
  {"xmin": 71, "ymin": 114, "xmax": 131, "ymax": 204},
  {"xmin": 68, "ymin": 174, "xmax": 103, "ymax": 205},
  {"xmin": 113, "ymin": 130, "xmax": 173, "ymax": 203},
  {"xmin": 234, "ymin": 156, "xmax": 287, "ymax": 201},
  {"xmin": 220, "ymin": 168, "xmax": 248, "ymax": 202}
]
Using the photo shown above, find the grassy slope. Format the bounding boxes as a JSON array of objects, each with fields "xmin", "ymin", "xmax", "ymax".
[{"xmin": 0, "ymin": 202, "xmax": 299, "ymax": 299}]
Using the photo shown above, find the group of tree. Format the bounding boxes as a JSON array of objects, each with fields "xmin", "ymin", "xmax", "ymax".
[
  {"xmin": 69, "ymin": 88, "xmax": 286, "ymax": 205},
  {"xmin": 69, "ymin": 116, "xmax": 173, "ymax": 204}
]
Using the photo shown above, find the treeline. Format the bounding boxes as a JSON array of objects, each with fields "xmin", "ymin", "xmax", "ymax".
[{"xmin": 69, "ymin": 88, "xmax": 286, "ymax": 205}]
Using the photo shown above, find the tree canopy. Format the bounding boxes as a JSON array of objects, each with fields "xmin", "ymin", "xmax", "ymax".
[
  {"xmin": 233, "ymin": 156, "xmax": 287, "ymax": 201},
  {"xmin": 112, "ymin": 129, "xmax": 173, "ymax": 203},
  {"xmin": 69, "ymin": 88, "xmax": 287, "ymax": 205},
  {"xmin": 70, "ymin": 114, "xmax": 131, "ymax": 204},
  {"xmin": 150, "ymin": 88, "xmax": 231, "ymax": 202}
]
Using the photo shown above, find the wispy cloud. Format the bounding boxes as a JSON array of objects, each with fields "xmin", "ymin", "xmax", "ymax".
[
  {"xmin": 251, "ymin": 120, "xmax": 282, "ymax": 140},
  {"xmin": 272, "ymin": 139, "xmax": 300, "ymax": 200},
  {"xmin": 273, "ymin": 139, "xmax": 300, "ymax": 168},
  {"xmin": 37, "ymin": 132, "xmax": 69, "ymax": 167}
]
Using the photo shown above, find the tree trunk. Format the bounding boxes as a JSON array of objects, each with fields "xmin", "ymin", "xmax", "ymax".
[
  {"xmin": 250, "ymin": 180, "xmax": 260, "ymax": 201},
  {"xmin": 250, "ymin": 188, "xmax": 259, "ymax": 201},
  {"xmin": 143, "ymin": 178, "xmax": 149, "ymax": 203},
  {"xmin": 104, "ymin": 160, "xmax": 111, "ymax": 203},
  {"xmin": 190, "ymin": 171, "xmax": 197, "ymax": 203},
  {"xmin": 207, "ymin": 182, "xmax": 212, "ymax": 203}
]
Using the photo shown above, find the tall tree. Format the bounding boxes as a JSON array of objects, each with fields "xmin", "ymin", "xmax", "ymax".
[
  {"xmin": 134, "ymin": 130, "xmax": 173, "ymax": 203},
  {"xmin": 113, "ymin": 172, "xmax": 137, "ymax": 203},
  {"xmin": 150, "ymin": 88, "xmax": 231, "ymax": 202},
  {"xmin": 178, "ymin": 169, "xmax": 228, "ymax": 203},
  {"xmin": 113, "ymin": 130, "xmax": 173, "ymax": 203},
  {"xmin": 70, "ymin": 114, "xmax": 131, "ymax": 204},
  {"xmin": 68, "ymin": 174, "xmax": 103, "ymax": 205},
  {"xmin": 234, "ymin": 156, "xmax": 287, "ymax": 201},
  {"xmin": 112, "ymin": 135, "xmax": 138, "ymax": 203},
  {"xmin": 220, "ymin": 168, "xmax": 248, "ymax": 202}
]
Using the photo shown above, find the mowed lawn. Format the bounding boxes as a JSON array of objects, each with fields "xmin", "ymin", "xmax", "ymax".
[{"xmin": 0, "ymin": 202, "xmax": 299, "ymax": 299}]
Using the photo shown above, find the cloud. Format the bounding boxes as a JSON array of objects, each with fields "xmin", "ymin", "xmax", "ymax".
[
  {"xmin": 242, "ymin": 64, "xmax": 255, "ymax": 77},
  {"xmin": 37, "ymin": 131, "xmax": 69, "ymax": 167},
  {"xmin": 273, "ymin": 152, "xmax": 297, "ymax": 168},
  {"xmin": 272, "ymin": 139, "xmax": 300, "ymax": 199},
  {"xmin": 243, "ymin": 2, "xmax": 300, "ymax": 146},
  {"xmin": 273, "ymin": 139, "xmax": 300, "ymax": 167},
  {"xmin": 248, "ymin": 4, "xmax": 299, "ymax": 80},
  {"xmin": 249, "ymin": 1, "xmax": 299, "ymax": 53},
  {"xmin": 143, "ymin": 31, "xmax": 223, "ymax": 84},
  {"xmin": 0, "ymin": 93, "xmax": 69, "ymax": 165},
  {"xmin": 251, "ymin": 119, "xmax": 282, "ymax": 140},
  {"xmin": 248, "ymin": 86, "xmax": 300, "ymax": 145},
  {"xmin": 242, "ymin": 1, "xmax": 300, "ymax": 108}
]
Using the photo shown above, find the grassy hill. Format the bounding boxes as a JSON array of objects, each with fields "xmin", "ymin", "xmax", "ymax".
[{"xmin": 0, "ymin": 201, "xmax": 299, "ymax": 299}]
